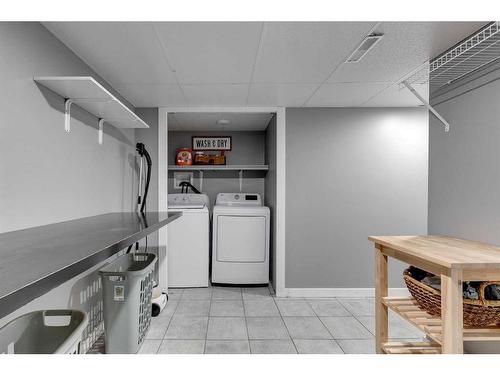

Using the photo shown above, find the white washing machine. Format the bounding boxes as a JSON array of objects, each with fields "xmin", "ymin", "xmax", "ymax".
[
  {"xmin": 212, "ymin": 193, "xmax": 270, "ymax": 284},
  {"xmin": 167, "ymin": 194, "xmax": 210, "ymax": 288}
]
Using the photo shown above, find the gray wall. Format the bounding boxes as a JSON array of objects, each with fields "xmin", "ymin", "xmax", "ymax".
[
  {"xmin": 265, "ymin": 115, "xmax": 278, "ymax": 289},
  {"xmin": 0, "ymin": 22, "xmax": 138, "ymax": 350},
  {"xmin": 428, "ymin": 63, "xmax": 500, "ymax": 354},
  {"xmin": 136, "ymin": 108, "xmax": 159, "ymax": 247},
  {"xmin": 167, "ymin": 131, "xmax": 267, "ymax": 208},
  {"xmin": 0, "ymin": 22, "xmax": 137, "ymax": 232},
  {"xmin": 285, "ymin": 107, "xmax": 429, "ymax": 288}
]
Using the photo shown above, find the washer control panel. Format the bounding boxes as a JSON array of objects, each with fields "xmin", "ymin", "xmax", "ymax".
[{"xmin": 215, "ymin": 193, "xmax": 262, "ymax": 206}]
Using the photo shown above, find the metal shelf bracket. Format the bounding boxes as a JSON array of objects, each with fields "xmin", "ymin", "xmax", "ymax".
[
  {"xmin": 239, "ymin": 170, "xmax": 243, "ymax": 192},
  {"xmin": 64, "ymin": 99, "xmax": 74, "ymax": 133},
  {"xmin": 198, "ymin": 170, "xmax": 203, "ymax": 192},
  {"xmin": 98, "ymin": 118, "xmax": 105, "ymax": 145},
  {"xmin": 402, "ymin": 80, "xmax": 450, "ymax": 132}
]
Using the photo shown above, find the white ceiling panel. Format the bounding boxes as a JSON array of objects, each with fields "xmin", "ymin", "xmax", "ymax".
[
  {"xmin": 181, "ymin": 84, "xmax": 249, "ymax": 106},
  {"xmin": 329, "ymin": 22, "xmax": 488, "ymax": 84},
  {"xmin": 113, "ymin": 84, "xmax": 187, "ymax": 107},
  {"xmin": 363, "ymin": 83, "xmax": 428, "ymax": 107},
  {"xmin": 154, "ymin": 22, "xmax": 263, "ymax": 84},
  {"xmin": 306, "ymin": 82, "xmax": 390, "ymax": 107},
  {"xmin": 43, "ymin": 22, "xmax": 177, "ymax": 85},
  {"xmin": 169, "ymin": 112, "xmax": 274, "ymax": 131},
  {"xmin": 252, "ymin": 22, "xmax": 376, "ymax": 84},
  {"xmin": 247, "ymin": 84, "xmax": 318, "ymax": 106}
]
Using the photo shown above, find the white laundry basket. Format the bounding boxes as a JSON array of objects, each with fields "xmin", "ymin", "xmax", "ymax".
[
  {"xmin": 99, "ymin": 253, "xmax": 156, "ymax": 354},
  {"xmin": 0, "ymin": 310, "xmax": 88, "ymax": 354}
]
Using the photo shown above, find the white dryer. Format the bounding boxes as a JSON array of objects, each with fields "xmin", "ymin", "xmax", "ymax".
[
  {"xmin": 167, "ymin": 194, "xmax": 210, "ymax": 288},
  {"xmin": 212, "ymin": 193, "xmax": 270, "ymax": 284}
]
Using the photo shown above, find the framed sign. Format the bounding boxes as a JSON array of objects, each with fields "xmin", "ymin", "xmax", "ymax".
[{"xmin": 192, "ymin": 136, "xmax": 232, "ymax": 151}]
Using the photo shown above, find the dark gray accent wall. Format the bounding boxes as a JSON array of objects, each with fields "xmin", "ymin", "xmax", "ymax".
[
  {"xmin": 285, "ymin": 107, "xmax": 429, "ymax": 288},
  {"xmin": 428, "ymin": 63, "xmax": 500, "ymax": 354},
  {"xmin": 265, "ymin": 115, "xmax": 278, "ymax": 289},
  {"xmin": 0, "ymin": 22, "xmax": 137, "ymax": 233},
  {"xmin": 167, "ymin": 131, "xmax": 267, "ymax": 208}
]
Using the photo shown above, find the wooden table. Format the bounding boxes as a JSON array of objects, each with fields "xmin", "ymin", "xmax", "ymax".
[{"xmin": 369, "ymin": 235, "xmax": 500, "ymax": 354}]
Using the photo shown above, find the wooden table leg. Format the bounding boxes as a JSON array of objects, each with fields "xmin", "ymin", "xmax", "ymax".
[
  {"xmin": 375, "ymin": 244, "xmax": 388, "ymax": 354},
  {"xmin": 441, "ymin": 269, "xmax": 463, "ymax": 354}
]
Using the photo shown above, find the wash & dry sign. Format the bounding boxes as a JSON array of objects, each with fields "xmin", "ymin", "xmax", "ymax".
[{"xmin": 192, "ymin": 136, "xmax": 232, "ymax": 151}]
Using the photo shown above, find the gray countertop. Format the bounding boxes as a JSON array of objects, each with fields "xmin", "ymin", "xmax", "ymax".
[{"xmin": 0, "ymin": 212, "xmax": 181, "ymax": 319}]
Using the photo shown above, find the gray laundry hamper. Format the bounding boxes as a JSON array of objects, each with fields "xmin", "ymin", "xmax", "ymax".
[
  {"xmin": 0, "ymin": 310, "xmax": 88, "ymax": 354},
  {"xmin": 99, "ymin": 253, "xmax": 157, "ymax": 354}
]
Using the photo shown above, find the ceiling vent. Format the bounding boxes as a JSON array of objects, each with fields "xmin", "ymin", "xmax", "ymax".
[{"xmin": 345, "ymin": 34, "xmax": 384, "ymax": 63}]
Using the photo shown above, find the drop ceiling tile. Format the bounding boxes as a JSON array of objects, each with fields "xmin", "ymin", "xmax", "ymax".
[
  {"xmin": 329, "ymin": 22, "xmax": 487, "ymax": 84},
  {"xmin": 43, "ymin": 22, "xmax": 177, "ymax": 85},
  {"xmin": 247, "ymin": 84, "xmax": 318, "ymax": 106},
  {"xmin": 363, "ymin": 83, "xmax": 428, "ymax": 107},
  {"xmin": 154, "ymin": 22, "xmax": 263, "ymax": 84},
  {"xmin": 181, "ymin": 84, "xmax": 249, "ymax": 106},
  {"xmin": 113, "ymin": 84, "xmax": 187, "ymax": 107},
  {"xmin": 169, "ymin": 112, "xmax": 274, "ymax": 131},
  {"xmin": 252, "ymin": 22, "xmax": 375, "ymax": 84},
  {"xmin": 306, "ymin": 82, "xmax": 390, "ymax": 107}
]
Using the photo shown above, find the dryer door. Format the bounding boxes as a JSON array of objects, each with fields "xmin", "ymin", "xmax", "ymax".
[{"xmin": 216, "ymin": 215, "xmax": 266, "ymax": 263}]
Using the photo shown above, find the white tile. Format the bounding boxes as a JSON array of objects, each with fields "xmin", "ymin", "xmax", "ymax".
[
  {"xmin": 212, "ymin": 287, "xmax": 242, "ymax": 300},
  {"xmin": 338, "ymin": 298, "xmax": 375, "ymax": 316},
  {"xmin": 337, "ymin": 339, "xmax": 375, "ymax": 354},
  {"xmin": 320, "ymin": 317, "xmax": 373, "ymax": 340},
  {"xmin": 204, "ymin": 340, "xmax": 250, "ymax": 354},
  {"xmin": 167, "ymin": 288, "xmax": 184, "ymax": 300},
  {"xmin": 44, "ymin": 22, "xmax": 177, "ymax": 85},
  {"xmin": 253, "ymin": 22, "xmax": 375, "ymax": 83},
  {"xmin": 242, "ymin": 287, "xmax": 272, "ymax": 300},
  {"xmin": 247, "ymin": 84, "xmax": 318, "ymax": 106},
  {"xmin": 159, "ymin": 300, "xmax": 179, "ymax": 317},
  {"xmin": 164, "ymin": 316, "xmax": 208, "ymax": 339},
  {"xmin": 137, "ymin": 340, "xmax": 161, "ymax": 354},
  {"xmin": 146, "ymin": 315, "xmax": 172, "ymax": 340},
  {"xmin": 249, "ymin": 339, "xmax": 297, "ymax": 354},
  {"xmin": 158, "ymin": 340, "xmax": 205, "ymax": 354},
  {"xmin": 246, "ymin": 317, "xmax": 289, "ymax": 340},
  {"xmin": 275, "ymin": 299, "xmax": 315, "ymax": 316},
  {"xmin": 181, "ymin": 288, "xmax": 212, "ymax": 300},
  {"xmin": 294, "ymin": 339, "xmax": 344, "ymax": 354},
  {"xmin": 181, "ymin": 84, "xmax": 249, "ymax": 106},
  {"xmin": 113, "ymin": 83, "xmax": 187, "ymax": 107},
  {"xmin": 306, "ymin": 299, "xmax": 351, "ymax": 317},
  {"xmin": 210, "ymin": 300, "xmax": 245, "ymax": 317},
  {"xmin": 207, "ymin": 317, "xmax": 248, "ymax": 340},
  {"xmin": 175, "ymin": 300, "xmax": 210, "ymax": 316},
  {"xmin": 356, "ymin": 314, "xmax": 425, "ymax": 339},
  {"xmin": 154, "ymin": 22, "xmax": 263, "ymax": 84},
  {"xmin": 244, "ymin": 299, "xmax": 280, "ymax": 317},
  {"xmin": 306, "ymin": 82, "xmax": 390, "ymax": 107},
  {"xmin": 283, "ymin": 317, "xmax": 332, "ymax": 339}
]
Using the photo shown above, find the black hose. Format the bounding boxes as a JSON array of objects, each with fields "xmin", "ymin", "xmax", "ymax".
[{"xmin": 136, "ymin": 143, "xmax": 152, "ymax": 214}]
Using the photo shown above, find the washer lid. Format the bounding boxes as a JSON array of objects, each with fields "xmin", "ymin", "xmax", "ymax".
[{"xmin": 215, "ymin": 193, "xmax": 262, "ymax": 206}]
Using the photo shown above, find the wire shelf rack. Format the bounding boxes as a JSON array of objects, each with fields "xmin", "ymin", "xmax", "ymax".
[{"xmin": 405, "ymin": 22, "xmax": 500, "ymax": 90}]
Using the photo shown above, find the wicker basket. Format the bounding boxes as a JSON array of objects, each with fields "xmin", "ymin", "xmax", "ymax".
[{"xmin": 403, "ymin": 269, "xmax": 500, "ymax": 327}]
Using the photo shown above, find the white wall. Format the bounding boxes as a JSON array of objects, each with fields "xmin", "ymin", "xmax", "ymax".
[{"xmin": 285, "ymin": 107, "xmax": 429, "ymax": 288}]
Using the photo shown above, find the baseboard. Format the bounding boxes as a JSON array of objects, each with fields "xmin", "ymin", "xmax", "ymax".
[{"xmin": 279, "ymin": 288, "xmax": 409, "ymax": 298}]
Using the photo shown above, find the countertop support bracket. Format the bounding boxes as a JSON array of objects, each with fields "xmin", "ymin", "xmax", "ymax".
[
  {"xmin": 239, "ymin": 170, "xmax": 243, "ymax": 192},
  {"xmin": 402, "ymin": 80, "xmax": 450, "ymax": 132},
  {"xmin": 198, "ymin": 170, "xmax": 203, "ymax": 192},
  {"xmin": 64, "ymin": 99, "xmax": 74, "ymax": 133}
]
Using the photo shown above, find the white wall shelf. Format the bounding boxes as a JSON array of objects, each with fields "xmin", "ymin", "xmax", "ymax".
[
  {"xmin": 34, "ymin": 76, "xmax": 149, "ymax": 144},
  {"xmin": 168, "ymin": 165, "xmax": 269, "ymax": 171}
]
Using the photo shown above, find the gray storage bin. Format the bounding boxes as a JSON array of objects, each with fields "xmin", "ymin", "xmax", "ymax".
[
  {"xmin": 0, "ymin": 310, "xmax": 88, "ymax": 354},
  {"xmin": 99, "ymin": 253, "xmax": 156, "ymax": 354}
]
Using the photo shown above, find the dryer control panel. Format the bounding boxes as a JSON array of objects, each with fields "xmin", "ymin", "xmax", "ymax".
[{"xmin": 215, "ymin": 193, "xmax": 262, "ymax": 206}]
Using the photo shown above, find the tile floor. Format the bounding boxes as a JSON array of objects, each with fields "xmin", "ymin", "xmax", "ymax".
[{"xmin": 135, "ymin": 286, "xmax": 424, "ymax": 354}]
